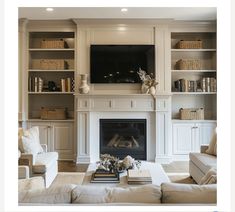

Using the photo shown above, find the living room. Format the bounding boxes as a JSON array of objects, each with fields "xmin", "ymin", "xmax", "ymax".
[{"xmin": 2, "ymin": 2, "xmax": 234, "ymax": 212}]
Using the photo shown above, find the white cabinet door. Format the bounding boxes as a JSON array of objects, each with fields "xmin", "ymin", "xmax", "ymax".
[
  {"xmin": 28, "ymin": 122, "xmax": 51, "ymax": 150},
  {"xmin": 198, "ymin": 123, "xmax": 216, "ymax": 145},
  {"xmin": 172, "ymin": 121, "xmax": 217, "ymax": 158},
  {"xmin": 173, "ymin": 123, "xmax": 194, "ymax": 155},
  {"xmin": 52, "ymin": 122, "xmax": 74, "ymax": 160}
]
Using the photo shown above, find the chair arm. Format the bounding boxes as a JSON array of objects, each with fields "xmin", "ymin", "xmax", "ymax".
[
  {"xmin": 19, "ymin": 153, "xmax": 34, "ymax": 165},
  {"xmin": 200, "ymin": 145, "xmax": 209, "ymax": 153},
  {"xmin": 18, "ymin": 166, "xmax": 30, "ymax": 179},
  {"xmin": 40, "ymin": 144, "xmax": 47, "ymax": 152},
  {"xmin": 19, "ymin": 153, "xmax": 35, "ymax": 177}
]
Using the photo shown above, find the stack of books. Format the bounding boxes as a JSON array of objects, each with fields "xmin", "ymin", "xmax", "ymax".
[
  {"xmin": 91, "ymin": 170, "xmax": 120, "ymax": 183},
  {"xmin": 127, "ymin": 169, "xmax": 152, "ymax": 184}
]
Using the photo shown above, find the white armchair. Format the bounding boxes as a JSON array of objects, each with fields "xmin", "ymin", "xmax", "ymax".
[{"xmin": 18, "ymin": 127, "xmax": 58, "ymax": 188}]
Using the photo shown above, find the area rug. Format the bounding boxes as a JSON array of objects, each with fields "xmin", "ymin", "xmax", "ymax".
[{"xmin": 50, "ymin": 172, "xmax": 85, "ymax": 188}]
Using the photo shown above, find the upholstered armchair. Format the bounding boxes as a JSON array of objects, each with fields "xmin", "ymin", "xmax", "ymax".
[{"xmin": 18, "ymin": 127, "xmax": 58, "ymax": 188}]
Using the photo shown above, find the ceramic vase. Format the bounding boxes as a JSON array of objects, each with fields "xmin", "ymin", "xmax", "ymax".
[
  {"xmin": 79, "ymin": 74, "xmax": 90, "ymax": 94},
  {"xmin": 149, "ymin": 86, "xmax": 156, "ymax": 95},
  {"xmin": 141, "ymin": 83, "xmax": 149, "ymax": 94}
]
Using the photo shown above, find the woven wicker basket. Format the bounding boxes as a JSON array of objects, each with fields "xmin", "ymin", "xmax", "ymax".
[
  {"xmin": 176, "ymin": 40, "xmax": 202, "ymax": 49},
  {"xmin": 40, "ymin": 39, "xmax": 65, "ymax": 49},
  {"xmin": 41, "ymin": 107, "xmax": 67, "ymax": 120},
  {"xmin": 40, "ymin": 59, "xmax": 65, "ymax": 70},
  {"xmin": 180, "ymin": 108, "xmax": 204, "ymax": 120},
  {"xmin": 175, "ymin": 59, "xmax": 202, "ymax": 70}
]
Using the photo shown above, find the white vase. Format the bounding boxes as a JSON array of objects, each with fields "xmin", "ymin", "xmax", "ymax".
[
  {"xmin": 149, "ymin": 86, "xmax": 156, "ymax": 95},
  {"xmin": 141, "ymin": 83, "xmax": 149, "ymax": 94},
  {"xmin": 79, "ymin": 74, "xmax": 90, "ymax": 94}
]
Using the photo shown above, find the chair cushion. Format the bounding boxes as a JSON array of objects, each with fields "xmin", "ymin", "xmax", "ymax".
[
  {"xmin": 189, "ymin": 152, "xmax": 216, "ymax": 174},
  {"xmin": 161, "ymin": 183, "xmax": 217, "ymax": 204},
  {"xmin": 33, "ymin": 152, "xmax": 58, "ymax": 173}
]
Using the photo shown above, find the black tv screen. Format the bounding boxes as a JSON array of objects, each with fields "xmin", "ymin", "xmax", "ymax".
[{"xmin": 90, "ymin": 45, "xmax": 155, "ymax": 83}]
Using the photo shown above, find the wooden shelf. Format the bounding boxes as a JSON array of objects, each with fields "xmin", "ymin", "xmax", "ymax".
[
  {"xmin": 28, "ymin": 69, "xmax": 75, "ymax": 72},
  {"xmin": 28, "ymin": 48, "xmax": 75, "ymax": 51},
  {"xmin": 172, "ymin": 119, "xmax": 217, "ymax": 123},
  {"xmin": 172, "ymin": 92, "xmax": 216, "ymax": 95},
  {"xmin": 28, "ymin": 119, "xmax": 75, "ymax": 122},
  {"xmin": 171, "ymin": 70, "xmax": 216, "ymax": 73},
  {"xmin": 171, "ymin": 49, "xmax": 216, "ymax": 52},
  {"xmin": 28, "ymin": 92, "xmax": 74, "ymax": 95}
]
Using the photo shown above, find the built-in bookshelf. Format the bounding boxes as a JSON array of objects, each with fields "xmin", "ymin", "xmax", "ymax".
[
  {"xmin": 171, "ymin": 32, "xmax": 217, "ymax": 120},
  {"xmin": 27, "ymin": 31, "xmax": 75, "ymax": 120}
]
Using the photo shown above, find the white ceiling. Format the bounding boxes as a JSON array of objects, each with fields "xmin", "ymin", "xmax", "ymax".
[{"xmin": 18, "ymin": 7, "xmax": 217, "ymax": 21}]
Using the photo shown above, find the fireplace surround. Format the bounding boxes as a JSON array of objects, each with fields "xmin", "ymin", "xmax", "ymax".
[
  {"xmin": 100, "ymin": 119, "xmax": 147, "ymax": 160},
  {"xmin": 75, "ymin": 94, "xmax": 171, "ymax": 164}
]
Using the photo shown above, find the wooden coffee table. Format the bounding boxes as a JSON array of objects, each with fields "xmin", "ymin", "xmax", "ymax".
[{"xmin": 82, "ymin": 161, "xmax": 170, "ymax": 187}]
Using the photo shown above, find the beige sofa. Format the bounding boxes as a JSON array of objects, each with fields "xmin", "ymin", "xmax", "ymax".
[
  {"xmin": 18, "ymin": 180, "xmax": 216, "ymax": 205},
  {"xmin": 189, "ymin": 145, "xmax": 217, "ymax": 184}
]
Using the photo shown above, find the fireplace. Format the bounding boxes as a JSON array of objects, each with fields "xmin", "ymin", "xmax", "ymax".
[{"xmin": 100, "ymin": 119, "xmax": 147, "ymax": 160}]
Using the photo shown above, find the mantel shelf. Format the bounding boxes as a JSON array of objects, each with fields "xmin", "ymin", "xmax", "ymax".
[{"xmin": 74, "ymin": 92, "xmax": 172, "ymax": 97}]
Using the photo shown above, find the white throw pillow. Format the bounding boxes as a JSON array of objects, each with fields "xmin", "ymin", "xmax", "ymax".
[
  {"xmin": 21, "ymin": 127, "xmax": 43, "ymax": 154},
  {"xmin": 205, "ymin": 128, "xmax": 217, "ymax": 156},
  {"xmin": 18, "ymin": 128, "xmax": 24, "ymax": 153},
  {"xmin": 199, "ymin": 168, "xmax": 217, "ymax": 185}
]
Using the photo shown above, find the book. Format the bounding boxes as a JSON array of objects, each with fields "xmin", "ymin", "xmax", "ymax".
[
  {"xmin": 61, "ymin": 78, "xmax": 66, "ymax": 92},
  {"xmin": 66, "ymin": 77, "xmax": 71, "ymax": 92},
  {"xmin": 34, "ymin": 77, "xmax": 38, "ymax": 92},
  {"xmin": 90, "ymin": 173, "xmax": 120, "ymax": 183},
  {"xmin": 127, "ymin": 169, "xmax": 152, "ymax": 183}
]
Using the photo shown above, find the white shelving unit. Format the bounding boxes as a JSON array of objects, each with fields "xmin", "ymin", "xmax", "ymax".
[
  {"xmin": 170, "ymin": 30, "xmax": 217, "ymax": 159},
  {"xmin": 27, "ymin": 31, "xmax": 75, "ymax": 120},
  {"xmin": 26, "ymin": 30, "xmax": 76, "ymax": 160},
  {"xmin": 171, "ymin": 32, "xmax": 217, "ymax": 121}
]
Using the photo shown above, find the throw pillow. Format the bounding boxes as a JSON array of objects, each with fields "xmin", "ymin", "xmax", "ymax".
[
  {"xmin": 21, "ymin": 127, "xmax": 43, "ymax": 154},
  {"xmin": 205, "ymin": 128, "xmax": 217, "ymax": 156},
  {"xmin": 199, "ymin": 168, "xmax": 217, "ymax": 185},
  {"xmin": 18, "ymin": 128, "xmax": 24, "ymax": 153}
]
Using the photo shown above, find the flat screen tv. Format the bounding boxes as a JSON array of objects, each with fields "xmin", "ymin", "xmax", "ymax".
[{"xmin": 90, "ymin": 45, "xmax": 155, "ymax": 83}]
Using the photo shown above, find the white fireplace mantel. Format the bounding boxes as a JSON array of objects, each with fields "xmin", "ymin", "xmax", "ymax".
[{"xmin": 75, "ymin": 93, "xmax": 172, "ymax": 164}]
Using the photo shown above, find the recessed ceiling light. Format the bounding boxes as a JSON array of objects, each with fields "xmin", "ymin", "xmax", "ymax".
[
  {"xmin": 121, "ymin": 8, "xmax": 128, "ymax": 13},
  {"xmin": 46, "ymin": 8, "xmax": 54, "ymax": 12}
]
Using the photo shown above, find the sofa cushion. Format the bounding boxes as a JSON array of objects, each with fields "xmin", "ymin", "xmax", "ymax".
[
  {"xmin": 205, "ymin": 128, "xmax": 217, "ymax": 156},
  {"xmin": 71, "ymin": 184, "xmax": 162, "ymax": 204},
  {"xmin": 33, "ymin": 152, "xmax": 58, "ymax": 173},
  {"xmin": 72, "ymin": 186, "xmax": 110, "ymax": 204},
  {"xmin": 199, "ymin": 168, "xmax": 217, "ymax": 185},
  {"xmin": 109, "ymin": 184, "xmax": 161, "ymax": 203},
  {"xmin": 19, "ymin": 184, "xmax": 76, "ymax": 204},
  {"xmin": 161, "ymin": 183, "xmax": 217, "ymax": 204},
  {"xmin": 189, "ymin": 152, "xmax": 216, "ymax": 174}
]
